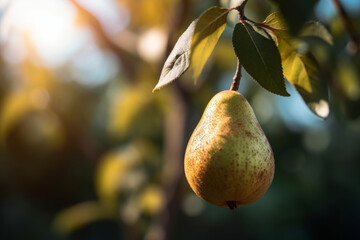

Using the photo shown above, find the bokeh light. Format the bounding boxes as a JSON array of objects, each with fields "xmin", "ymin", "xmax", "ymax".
[{"xmin": 1, "ymin": 0, "xmax": 79, "ymax": 67}]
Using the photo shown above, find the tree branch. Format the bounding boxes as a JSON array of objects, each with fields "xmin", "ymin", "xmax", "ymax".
[
  {"xmin": 147, "ymin": 0, "xmax": 191, "ymax": 240},
  {"xmin": 230, "ymin": 59, "xmax": 241, "ymax": 91},
  {"xmin": 332, "ymin": 0, "xmax": 359, "ymax": 54},
  {"xmin": 230, "ymin": 0, "xmax": 248, "ymax": 91}
]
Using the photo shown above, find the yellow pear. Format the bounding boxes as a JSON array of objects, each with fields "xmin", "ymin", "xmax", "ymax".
[{"xmin": 184, "ymin": 90, "xmax": 274, "ymax": 209}]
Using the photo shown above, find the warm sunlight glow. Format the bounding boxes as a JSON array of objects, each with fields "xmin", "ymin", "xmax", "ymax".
[
  {"xmin": 138, "ymin": 28, "xmax": 167, "ymax": 62},
  {"xmin": 1, "ymin": 0, "xmax": 80, "ymax": 67},
  {"xmin": 76, "ymin": 0, "xmax": 130, "ymax": 34}
]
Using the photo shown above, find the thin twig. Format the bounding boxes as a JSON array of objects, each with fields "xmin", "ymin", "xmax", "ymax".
[
  {"xmin": 230, "ymin": 59, "xmax": 241, "ymax": 91},
  {"xmin": 332, "ymin": 0, "xmax": 359, "ymax": 54}
]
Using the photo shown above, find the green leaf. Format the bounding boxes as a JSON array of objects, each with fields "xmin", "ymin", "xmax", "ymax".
[
  {"xmin": 275, "ymin": 31, "xmax": 329, "ymax": 118},
  {"xmin": 264, "ymin": 13, "xmax": 330, "ymax": 118},
  {"xmin": 190, "ymin": 7, "xmax": 230, "ymax": 80},
  {"xmin": 232, "ymin": 22, "xmax": 289, "ymax": 96},
  {"xmin": 263, "ymin": 12, "xmax": 287, "ymax": 31},
  {"xmin": 299, "ymin": 21, "xmax": 333, "ymax": 45},
  {"xmin": 153, "ymin": 21, "xmax": 196, "ymax": 92}
]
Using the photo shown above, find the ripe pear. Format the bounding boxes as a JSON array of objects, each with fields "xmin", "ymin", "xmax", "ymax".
[{"xmin": 184, "ymin": 90, "xmax": 274, "ymax": 209}]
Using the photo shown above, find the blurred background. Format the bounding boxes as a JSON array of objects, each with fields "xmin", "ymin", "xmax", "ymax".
[{"xmin": 0, "ymin": 0, "xmax": 359, "ymax": 239}]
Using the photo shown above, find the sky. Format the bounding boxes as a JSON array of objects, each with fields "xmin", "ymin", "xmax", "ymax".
[{"xmin": 316, "ymin": 0, "xmax": 360, "ymax": 21}]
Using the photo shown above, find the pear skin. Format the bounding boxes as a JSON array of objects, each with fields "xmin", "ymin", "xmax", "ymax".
[{"xmin": 184, "ymin": 90, "xmax": 274, "ymax": 209}]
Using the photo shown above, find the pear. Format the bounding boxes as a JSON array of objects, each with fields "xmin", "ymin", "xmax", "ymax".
[{"xmin": 184, "ymin": 90, "xmax": 274, "ymax": 209}]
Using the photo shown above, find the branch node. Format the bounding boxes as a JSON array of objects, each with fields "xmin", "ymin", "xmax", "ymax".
[{"xmin": 235, "ymin": 0, "xmax": 248, "ymax": 21}]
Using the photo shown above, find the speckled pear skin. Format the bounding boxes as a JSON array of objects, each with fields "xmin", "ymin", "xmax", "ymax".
[{"xmin": 184, "ymin": 90, "xmax": 274, "ymax": 208}]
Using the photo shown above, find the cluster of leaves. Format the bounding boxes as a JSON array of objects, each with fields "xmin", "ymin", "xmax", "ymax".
[{"xmin": 154, "ymin": 4, "xmax": 333, "ymax": 119}]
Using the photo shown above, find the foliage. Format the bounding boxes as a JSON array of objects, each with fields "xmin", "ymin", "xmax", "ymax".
[
  {"xmin": 155, "ymin": 3, "xmax": 333, "ymax": 118},
  {"xmin": 263, "ymin": 13, "xmax": 331, "ymax": 118}
]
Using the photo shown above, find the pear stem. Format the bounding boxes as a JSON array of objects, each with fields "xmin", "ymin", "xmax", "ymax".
[
  {"xmin": 226, "ymin": 201, "xmax": 238, "ymax": 210},
  {"xmin": 230, "ymin": 59, "xmax": 241, "ymax": 91}
]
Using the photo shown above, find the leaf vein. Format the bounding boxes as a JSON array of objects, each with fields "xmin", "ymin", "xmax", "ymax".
[{"xmin": 242, "ymin": 23, "xmax": 274, "ymax": 81}]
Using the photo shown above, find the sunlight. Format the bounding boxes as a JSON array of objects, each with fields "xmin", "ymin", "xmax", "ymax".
[
  {"xmin": 76, "ymin": 0, "xmax": 129, "ymax": 34},
  {"xmin": 1, "ymin": 0, "xmax": 80, "ymax": 67},
  {"xmin": 311, "ymin": 100, "xmax": 330, "ymax": 119}
]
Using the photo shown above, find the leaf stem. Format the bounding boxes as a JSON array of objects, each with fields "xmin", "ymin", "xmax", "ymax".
[
  {"xmin": 230, "ymin": 59, "xmax": 242, "ymax": 91},
  {"xmin": 332, "ymin": 0, "xmax": 359, "ymax": 54},
  {"xmin": 252, "ymin": 21, "xmax": 284, "ymax": 32}
]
